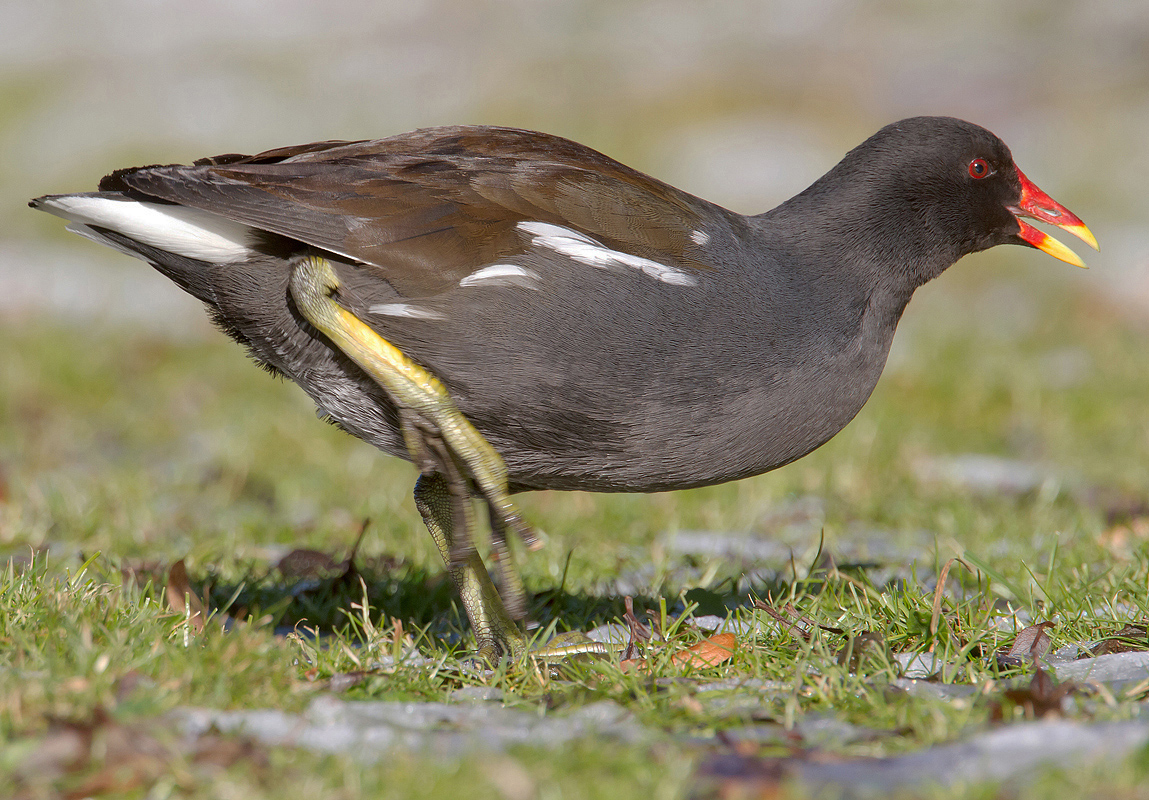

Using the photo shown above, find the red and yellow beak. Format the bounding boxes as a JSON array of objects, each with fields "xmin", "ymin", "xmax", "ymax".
[{"xmin": 1009, "ymin": 168, "xmax": 1099, "ymax": 268}]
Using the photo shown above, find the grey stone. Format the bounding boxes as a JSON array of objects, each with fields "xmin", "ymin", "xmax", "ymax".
[
  {"xmin": 692, "ymin": 615, "xmax": 771, "ymax": 637},
  {"xmin": 895, "ymin": 652, "xmax": 945, "ymax": 679},
  {"xmin": 663, "ymin": 530, "xmax": 795, "ymax": 564},
  {"xmin": 797, "ymin": 720, "xmax": 1149, "ymax": 794},
  {"xmin": 173, "ymin": 696, "xmax": 648, "ymax": 759},
  {"xmin": 912, "ymin": 454, "xmax": 1055, "ymax": 496},
  {"xmin": 890, "ymin": 678, "xmax": 979, "ymax": 700},
  {"xmin": 449, "ymin": 686, "xmax": 505, "ymax": 703},
  {"xmin": 1051, "ymin": 651, "xmax": 1149, "ymax": 690},
  {"xmin": 796, "ymin": 715, "xmax": 884, "ymax": 748},
  {"xmin": 694, "ymin": 678, "xmax": 790, "ymax": 695},
  {"xmin": 585, "ymin": 623, "xmax": 630, "ymax": 645}
]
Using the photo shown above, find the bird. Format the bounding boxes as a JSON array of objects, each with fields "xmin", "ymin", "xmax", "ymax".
[{"xmin": 31, "ymin": 116, "xmax": 1097, "ymax": 660}]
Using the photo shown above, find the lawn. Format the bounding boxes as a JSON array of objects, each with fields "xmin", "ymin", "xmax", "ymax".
[{"xmin": 2, "ymin": 251, "xmax": 1148, "ymax": 799}]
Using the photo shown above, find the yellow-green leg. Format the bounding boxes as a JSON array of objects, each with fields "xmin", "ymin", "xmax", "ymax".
[
  {"xmin": 414, "ymin": 473, "xmax": 528, "ymax": 660},
  {"xmin": 288, "ymin": 254, "xmax": 530, "ymax": 659},
  {"xmin": 400, "ymin": 407, "xmax": 529, "ymax": 623}
]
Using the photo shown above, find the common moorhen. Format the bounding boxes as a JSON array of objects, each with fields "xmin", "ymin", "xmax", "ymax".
[{"xmin": 31, "ymin": 116, "xmax": 1097, "ymax": 659}]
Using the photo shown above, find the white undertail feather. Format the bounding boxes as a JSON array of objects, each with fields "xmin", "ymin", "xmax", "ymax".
[{"xmin": 36, "ymin": 195, "xmax": 256, "ymax": 263}]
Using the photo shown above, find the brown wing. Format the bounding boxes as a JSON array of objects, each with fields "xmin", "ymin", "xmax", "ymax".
[{"xmin": 99, "ymin": 126, "xmax": 735, "ymax": 297}]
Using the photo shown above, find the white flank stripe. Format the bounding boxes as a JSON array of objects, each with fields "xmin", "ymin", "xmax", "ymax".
[
  {"xmin": 691, "ymin": 229, "xmax": 711, "ymax": 246},
  {"xmin": 458, "ymin": 264, "xmax": 540, "ymax": 289},
  {"xmin": 38, "ymin": 195, "xmax": 255, "ymax": 263},
  {"xmin": 368, "ymin": 302, "xmax": 445, "ymax": 320},
  {"xmin": 516, "ymin": 221, "xmax": 697, "ymax": 287}
]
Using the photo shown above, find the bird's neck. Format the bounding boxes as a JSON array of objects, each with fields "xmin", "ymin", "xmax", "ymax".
[{"xmin": 756, "ymin": 174, "xmax": 965, "ymax": 301}]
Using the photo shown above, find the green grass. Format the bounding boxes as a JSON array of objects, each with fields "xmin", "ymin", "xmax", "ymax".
[{"xmin": 3, "ymin": 260, "xmax": 1149, "ymax": 798}]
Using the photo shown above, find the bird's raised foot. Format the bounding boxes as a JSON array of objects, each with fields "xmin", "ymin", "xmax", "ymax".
[{"xmin": 288, "ymin": 255, "xmax": 536, "ymax": 648}]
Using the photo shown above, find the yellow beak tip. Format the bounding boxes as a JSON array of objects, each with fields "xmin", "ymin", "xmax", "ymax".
[
  {"xmin": 1070, "ymin": 224, "xmax": 1100, "ymax": 252},
  {"xmin": 1034, "ymin": 232, "xmax": 1088, "ymax": 269}
]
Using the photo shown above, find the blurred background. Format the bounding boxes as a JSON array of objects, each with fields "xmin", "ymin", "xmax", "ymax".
[
  {"xmin": 6, "ymin": 0, "xmax": 1147, "ymax": 329},
  {"xmin": 2, "ymin": 0, "xmax": 1147, "ymax": 574}
]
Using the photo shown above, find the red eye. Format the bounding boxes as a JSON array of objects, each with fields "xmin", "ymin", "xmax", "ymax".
[{"xmin": 968, "ymin": 158, "xmax": 993, "ymax": 179}]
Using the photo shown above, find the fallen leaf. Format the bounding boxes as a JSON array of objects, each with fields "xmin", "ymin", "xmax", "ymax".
[
  {"xmin": 671, "ymin": 633, "xmax": 737, "ymax": 668},
  {"xmin": 996, "ymin": 621, "xmax": 1054, "ymax": 668},
  {"xmin": 276, "ymin": 548, "xmax": 339, "ymax": 578},
  {"xmin": 165, "ymin": 559, "xmax": 206, "ymax": 633},
  {"xmin": 11, "ymin": 707, "xmax": 268, "ymax": 798},
  {"xmin": 622, "ymin": 596, "xmax": 652, "ymax": 660},
  {"xmin": 692, "ymin": 751, "xmax": 787, "ymax": 799},
  {"xmin": 990, "ymin": 666, "xmax": 1077, "ymax": 721},
  {"xmin": 1088, "ymin": 625, "xmax": 1149, "ymax": 657}
]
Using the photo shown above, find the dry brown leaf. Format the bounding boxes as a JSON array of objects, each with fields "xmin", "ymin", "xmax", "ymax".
[
  {"xmin": 671, "ymin": 632, "xmax": 737, "ymax": 668},
  {"xmin": 620, "ymin": 596, "xmax": 652, "ymax": 660},
  {"xmin": 692, "ymin": 751, "xmax": 787, "ymax": 799},
  {"xmin": 1088, "ymin": 625, "xmax": 1149, "ymax": 656},
  {"xmin": 165, "ymin": 559, "xmax": 206, "ymax": 633},
  {"xmin": 990, "ymin": 666, "xmax": 1077, "ymax": 721},
  {"xmin": 619, "ymin": 658, "xmax": 648, "ymax": 674},
  {"xmin": 276, "ymin": 548, "xmax": 339, "ymax": 577},
  {"xmin": 997, "ymin": 621, "xmax": 1054, "ymax": 667},
  {"xmin": 13, "ymin": 707, "xmax": 267, "ymax": 797}
]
